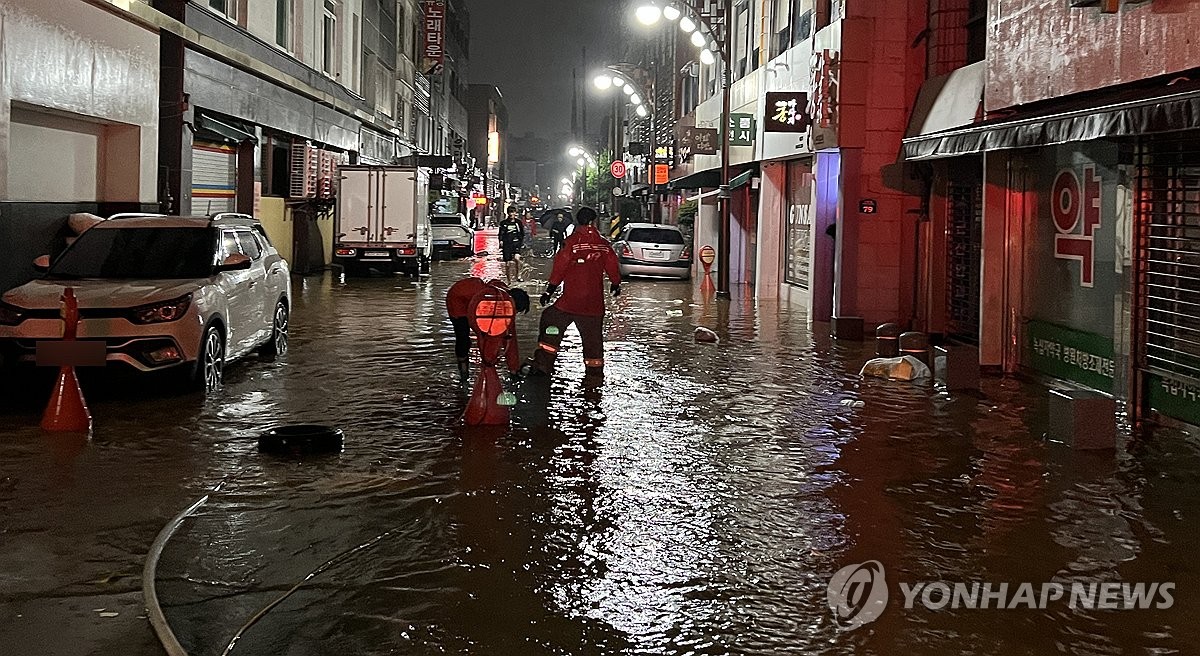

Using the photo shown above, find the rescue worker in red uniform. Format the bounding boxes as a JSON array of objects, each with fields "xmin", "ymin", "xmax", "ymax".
[
  {"xmin": 523, "ymin": 207, "xmax": 621, "ymax": 378},
  {"xmin": 445, "ymin": 277, "xmax": 530, "ymax": 380}
]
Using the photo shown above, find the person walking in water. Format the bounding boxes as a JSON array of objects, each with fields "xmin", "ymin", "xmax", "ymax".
[
  {"xmin": 522, "ymin": 206, "xmax": 621, "ymax": 379},
  {"xmin": 445, "ymin": 277, "xmax": 530, "ymax": 381},
  {"xmin": 498, "ymin": 205, "xmax": 526, "ymax": 282},
  {"xmin": 548, "ymin": 212, "xmax": 568, "ymax": 255}
]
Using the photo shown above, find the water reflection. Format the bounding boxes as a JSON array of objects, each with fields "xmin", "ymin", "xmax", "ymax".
[{"xmin": 1, "ymin": 249, "xmax": 1198, "ymax": 655}]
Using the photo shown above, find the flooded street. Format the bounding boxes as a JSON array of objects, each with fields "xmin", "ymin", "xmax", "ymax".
[{"xmin": 2, "ymin": 240, "xmax": 1199, "ymax": 655}]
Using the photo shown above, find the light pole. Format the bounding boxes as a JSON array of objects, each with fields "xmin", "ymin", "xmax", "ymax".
[
  {"xmin": 566, "ymin": 145, "xmax": 596, "ymax": 212},
  {"xmin": 636, "ymin": 1, "xmax": 731, "ymax": 297},
  {"xmin": 594, "ymin": 65, "xmax": 658, "ymax": 223}
]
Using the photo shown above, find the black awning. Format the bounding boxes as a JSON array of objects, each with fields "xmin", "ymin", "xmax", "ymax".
[
  {"xmin": 667, "ymin": 162, "xmax": 758, "ymax": 190},
  {"xmin": 667, "ymin": 167, "xmax": 721, "ymax": 190},
  {"xmin": 903, "ymin": 76, "xmax": 1200, "ymax": 161},
  {"xmin": 195, "ymin": 112, "xmax": 257, "ymax": 144}
]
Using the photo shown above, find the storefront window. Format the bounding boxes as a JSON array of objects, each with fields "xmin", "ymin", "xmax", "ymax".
[
  {"xmin": 784, "ymin": 160, "xmax": 814, "ymax": 288},
  {"xmin": 1021, "ymin": 141, "xmax": 1127, "ymax": 392}
]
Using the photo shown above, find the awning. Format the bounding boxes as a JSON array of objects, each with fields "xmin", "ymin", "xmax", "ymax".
[
  {"xmin": 729, "ymin": 168, "xmax": 755, "ymax": 189},
  {"xmin": 903, "ymin": 75, "xmax": 1200, "ymax": 161},
  {"xmin": 195, "ymin": 112, "xmax": 257, "ymax": 144},
  {"xmin": 905, "ymin": 61, "xmax": 984, "ymax": 140},
  {"xmin": 666, "ymin": 162, "xmax": 758, "ymax": 190}
]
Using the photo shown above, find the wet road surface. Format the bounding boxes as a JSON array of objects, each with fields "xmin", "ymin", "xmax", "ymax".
[{"xmin": 2, "ymin": 233, "xmax": 1199, "ymax": 655}]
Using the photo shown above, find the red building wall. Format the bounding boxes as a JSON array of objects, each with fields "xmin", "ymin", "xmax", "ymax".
[
  {"xmin": 834, "ymin": 0, "xmax": 927, "ymax": 325},
  {"xmin": 988, "ymin": 0, "xmax": 1200, "ymax": 111}
]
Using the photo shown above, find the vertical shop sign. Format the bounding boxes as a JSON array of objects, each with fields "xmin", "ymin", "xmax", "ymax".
[{"xmin": 422, "ymin": 1, "xmax": 446, "ymax": 75}]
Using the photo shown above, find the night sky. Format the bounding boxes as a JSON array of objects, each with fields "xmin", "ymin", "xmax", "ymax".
[{"xmin": 466, "ymin": 0, "xmax": 626, "ymax": 140}]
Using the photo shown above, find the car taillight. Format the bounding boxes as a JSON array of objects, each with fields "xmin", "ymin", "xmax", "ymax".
[
  {"xmin": 680, "ymin": 246, "xmax": 692, "ymax": 260},
  {"xmin": 0, "ymin": 301, "xmax": 25, "ymax": 326},
  {"xmin": 335, "ymin": 248, "xmax": 356, "ymax": 257},
  {"xmin": 618, "ymin": 244, "xmax": 633, "ymax": 258},
  {"xmin": 397, "ymin": 247, "xmax": 416, "ymax": 256},
  {"xmin": 130, "ymin": 294, "xmax": 192, "ymax": 324}
]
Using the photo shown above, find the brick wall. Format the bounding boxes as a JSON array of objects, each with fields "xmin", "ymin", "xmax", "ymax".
[{"xmin": 927, "ymin": 0, "xmax": 968, "ymax": 77}]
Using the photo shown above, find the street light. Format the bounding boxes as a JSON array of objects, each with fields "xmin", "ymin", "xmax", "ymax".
[
  {"xmin": 635, "ymin": 3, "xmax": 661, "ymax": 25},
  {"xmin": 591, "ymin": 64, "xmax": 662, "ymax": 223},
  {"xmin": 594, "ymin": 74, "xmax": 613, "ymax": 90},
  {"xmin": 636, "ymin": 0, "xmax": 733, "ymax": 297}
]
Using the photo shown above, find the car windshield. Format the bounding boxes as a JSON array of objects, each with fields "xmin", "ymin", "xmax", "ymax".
[
  {"xmin": 627, "ymin": 228, "xmax": 685, "ymax": 245},
  {"xmin": 433, "ymin": 226, "xmax": 469, "ymax": 240},
  {"xmin": 47, "ymin": 227, "xmax": 216, "ymax": 279}
]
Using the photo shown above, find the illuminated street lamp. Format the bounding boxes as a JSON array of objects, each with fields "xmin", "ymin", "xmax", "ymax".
[
  {"xmin": 636, "ymin": 0, "xmax": 733, "ymax": 297},
  {"xmin": 592, "ymin": 64, "xmax": 661, "ymax": 223},
  {"xmin": 566, "ymin": 145, "xmax": 597, "ymax": 210}
]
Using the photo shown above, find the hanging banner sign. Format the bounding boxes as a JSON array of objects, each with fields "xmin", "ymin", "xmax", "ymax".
[{"xmin": 422, "ymin": 1, "xmax": 446, "ymax": 75}]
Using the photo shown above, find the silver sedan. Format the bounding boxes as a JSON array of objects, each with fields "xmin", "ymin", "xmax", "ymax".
[{"xmin": 612, "ymin": 223, "xmax": 692, "ymax": 280}]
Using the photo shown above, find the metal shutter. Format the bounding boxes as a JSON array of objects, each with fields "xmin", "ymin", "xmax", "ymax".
[
  {"xmin": 1136, "ymin": 136, "xmax": 1200, "ymax": 424},
  {"xmin": 192, "ymin": 140, "xmax": 237, "ymax": 215}
]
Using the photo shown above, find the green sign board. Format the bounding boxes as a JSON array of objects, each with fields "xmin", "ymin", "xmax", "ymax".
[
  {"xmin": 1148, "ymin": 373, "xmax": 1200, "ymax": 426},
  {"xmin": 723, "ymin": 113, "xmax": 756, "ymax": 146},
  {"xmin": 1027, "ymin": 320, "xmax": 1115, "ymax": 391}
]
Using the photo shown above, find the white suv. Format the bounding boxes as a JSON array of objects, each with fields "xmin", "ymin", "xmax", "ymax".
[{"xmin": 0, "ymin": 213, "xmax": 291, "ymax": 394}]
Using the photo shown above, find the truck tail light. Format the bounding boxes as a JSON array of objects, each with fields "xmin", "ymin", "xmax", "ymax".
[
  {"xmin": 396, "ymin": 247, "xmax": 416, "ymax": 256},
  {"xmin": 335, "ymin": 248, "xmax": 356, "ymax": 257}
]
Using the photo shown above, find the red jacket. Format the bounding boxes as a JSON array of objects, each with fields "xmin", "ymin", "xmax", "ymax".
[
  {"xmin": 548, "ymin": 225, "xmax": 621, "ymax": 316},
  {"xmin": 445, "ymin": 277, "xmax": 520, "ymax": 371}
]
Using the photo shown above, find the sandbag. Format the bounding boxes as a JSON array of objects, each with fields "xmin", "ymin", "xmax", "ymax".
[
  {"xmin": 859, "ymin": 355, "xmax": 931, "ymax": 382},
  {"xmin": 694, "ymin": 327, "xmax": 720, "ymax": 344}
]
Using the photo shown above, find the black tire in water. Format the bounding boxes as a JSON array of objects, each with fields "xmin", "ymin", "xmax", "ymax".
[{"xmin": 258, "ymin": 425, "xmax": 344, "ymax": 455}]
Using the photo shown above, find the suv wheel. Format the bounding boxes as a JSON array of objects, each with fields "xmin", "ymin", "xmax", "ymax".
[
  {"xmin": 193, "ymin": 326, "xmax": 225, "ymax": 394},
  {"xmin": 260, "ymin": 301, "xmax": 289, "ymax": 359}
]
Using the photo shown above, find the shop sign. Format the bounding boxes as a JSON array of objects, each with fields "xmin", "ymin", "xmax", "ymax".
[
  {"xmin": 723, "ymin": 114, "xmax": 756, "ymax": 146},
  {"xmin": 654, "ymin": 164, "xmax": 669, "ymax": 185},
  {"xmin": 1148, "ymin": 373, "xmax": 1200, "ymax": 426},
  {"xmin": 1028, "ymin": 320, "xmax": 1115, "ymax": 391},
  {"xmin": 764, "ymin": 92, "xmax": 811, "ymax": 133},
  {"xmin": 422, "ymin": 1, "xmax": 446, "ymax": 75},
  {"xmin": 808, "ymin": 50, "xmax": 840, "ymax": 131},
  {"xmin": 1051, "ymin": 165, "xmax": 1102, "ymax": 287},
  {"xmin": 677, "ymin": 126, "xmax": 718, "ymax": 159}
]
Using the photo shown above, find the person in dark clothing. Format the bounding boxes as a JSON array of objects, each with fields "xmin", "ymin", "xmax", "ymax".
[
  {"xmin": 548, "ymin": 213, "xmax": 568, "ymax": 255},
  {"xmin": 446, "ymin": 277, "xmax": 530, "ymax": 381},
  {"xmin": 498, "ymin": 206, "xmax": 526, "ymax": 282},
  {"xmin": 521, "ymin": 206, "xmax": 621, "ymax": 379}
]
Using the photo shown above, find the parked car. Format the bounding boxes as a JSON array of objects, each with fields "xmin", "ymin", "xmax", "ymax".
[
  {"xmin": 431, "ymin": 224, "xmax": 476, "ymax": 260},
  {"xmin": 0, "ymin": 213, "xmax": 291, "ymax": 395},
  {"xmin": 612, "ymin": 223, "xmax": 692, "ymax": 280},
  {"xmin": 431, "ymin": 212, "xmax": 470, "ymax": 229}
]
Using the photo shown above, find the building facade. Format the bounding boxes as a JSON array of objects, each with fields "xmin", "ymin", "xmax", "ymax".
[
  {"xmin": 0, "ymin": 0, "xmax": 161, "ymax": 293},
  {"xmin": 905, "ymin": 0, "xmax": 1200, "ymax": 427}
]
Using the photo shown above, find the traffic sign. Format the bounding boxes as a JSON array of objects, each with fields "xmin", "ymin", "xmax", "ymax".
[
  {"xmin": 699, "ymin": 245, "xmax": 716, "ymax": 267},
  {"xmin": 610, "ymin": 160, "xmax": 627, "ymax": 179}
]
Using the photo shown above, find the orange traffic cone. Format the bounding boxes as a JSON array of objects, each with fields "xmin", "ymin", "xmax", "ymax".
[
  {"xmin": 41, "ymin": 365, "xmax": 92, "ymax": 433},
  {"xmin": 463, "ymin": 363, "xmax": 509, "ymax": 426}
]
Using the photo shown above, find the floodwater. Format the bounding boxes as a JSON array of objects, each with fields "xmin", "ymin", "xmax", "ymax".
[{"xmin": 2, "ymin": 232, "xmax": 1199, "ymax": 655}]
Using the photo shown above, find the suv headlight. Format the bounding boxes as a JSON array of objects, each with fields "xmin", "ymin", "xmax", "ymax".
[
  {"xmin": 129, "ymin": 294, "xmax": 192, "ymax": 324},
  {"xmin": 0, "ymin": 301, "xmax": 25, "ymax": 326}
]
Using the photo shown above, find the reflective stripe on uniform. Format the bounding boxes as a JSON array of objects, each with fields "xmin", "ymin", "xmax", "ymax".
[
  {"xmin": 584, "ymin": 358, "xmax": 604, "ymax": 368},
  {"xmin": 539, "ymin": 342, "xmax": 559, "ymax": 353}
]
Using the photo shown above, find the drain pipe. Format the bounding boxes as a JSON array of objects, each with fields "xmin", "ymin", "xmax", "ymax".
[{"xmin": 142, "ymin": 483, "xmax": 225, "ymax": 656}]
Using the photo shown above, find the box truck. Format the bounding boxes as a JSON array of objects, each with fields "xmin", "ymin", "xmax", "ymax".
[{"xmin": 333, "ymin": 166, "xmax": 432, "ymax": 275}]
